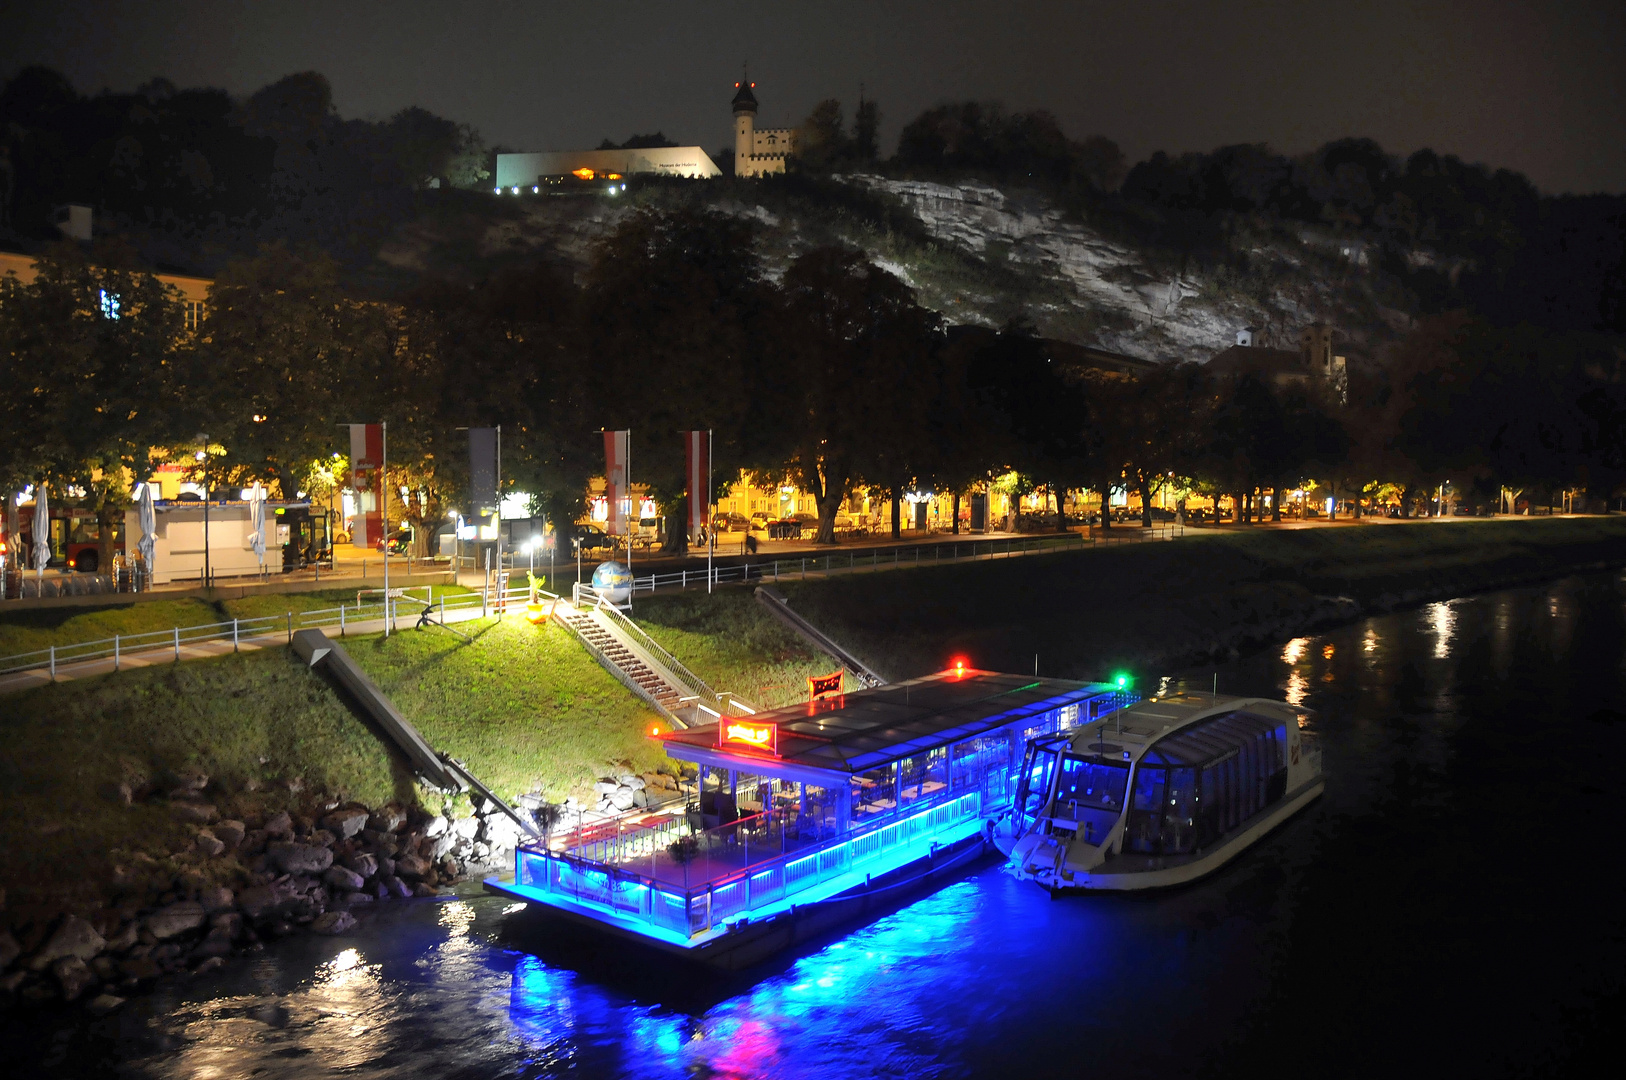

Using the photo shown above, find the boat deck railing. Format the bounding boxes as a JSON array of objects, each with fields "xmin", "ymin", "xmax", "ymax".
[{"xmin": 517, "ymin": 787, "xmax": 988, "ymax": 939}]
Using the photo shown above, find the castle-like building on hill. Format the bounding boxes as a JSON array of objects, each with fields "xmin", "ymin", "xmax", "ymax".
[
  {"xmin": 733, "ymin": 78, "xmax": 796, "ymax": 177},
  {"xmin": 1208, "ymin": 324, "xmax": 1349, "ymax": 405}
]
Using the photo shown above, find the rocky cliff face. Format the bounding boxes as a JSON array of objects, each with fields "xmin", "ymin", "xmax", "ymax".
[
  {"xmin": 842, "ymin": 176, "xmax": 1414, "ymax": 363},
  {"xmin": 374, "ymin": 176, "xmax": 1417, "ymax": 365}
]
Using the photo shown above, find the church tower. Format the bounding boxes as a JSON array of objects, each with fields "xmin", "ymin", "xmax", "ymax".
[{"xmin": 732, "ymin": 75, "xmax": 758, "ymax": 177}]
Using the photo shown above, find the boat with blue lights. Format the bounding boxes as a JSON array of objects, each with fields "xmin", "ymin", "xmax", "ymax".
[
  {"xmin": 485, "ymin": 668, "xmax": 1136, "ymax": 968},
  {"xmin": 1005, "ymin": 692, "xmax": 1323, "ymax": 891}
]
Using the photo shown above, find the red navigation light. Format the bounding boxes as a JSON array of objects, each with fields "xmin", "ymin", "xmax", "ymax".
[
  {"xmin": 650, "ymin": 725, "xmax": 660, "ymax": 735},
  {"xmin": 950, "ymin": 656, "xmax": 968, "ymax": 678}
]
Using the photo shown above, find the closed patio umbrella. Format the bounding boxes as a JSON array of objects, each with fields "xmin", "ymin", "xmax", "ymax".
[
  {"xmin": 249, "ymin": 482, "xmax": 267, "ymax": 574},
  {"xmin": 137, "ymin": 482, "xmax": 156, "ymax": 587},
  {"xmin": 32, "ymin": 483, "xmax": 50, "ymax": 581}
]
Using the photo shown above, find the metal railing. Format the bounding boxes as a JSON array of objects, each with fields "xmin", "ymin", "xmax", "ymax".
[
  {"xmin": 591, "ymin": 600, "xmax": 730, "ymax": 712},
  {"xmin": 1, "ymin": 528, "xmax": 1179, "ymax": 683},
  {"xmin": 517, "ymin": 789, "xmax": 985, "ymax": 938},
  {"xmin": 612, "ymin": 531, "xmax": 1096, "ymax": 597},
  {"xmin": 0, "ymin": 582, "xmax": 550, "ymax": 681}
]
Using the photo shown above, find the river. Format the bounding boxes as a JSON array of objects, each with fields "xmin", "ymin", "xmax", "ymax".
[{"xmin": 14, "ymin": 572, "xmax": 1626, "ymax": 1078}]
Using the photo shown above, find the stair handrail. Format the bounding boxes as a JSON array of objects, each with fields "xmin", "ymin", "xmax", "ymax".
[
  {"xmin": 754, "ymin": 585, "xmax": 884, "ymax": 687},
  {"xmin": 556, "ymin": 606, "xmax": 691, "ymax": 727},
  {"xmin": 588, "ymin": 598, "xmax": 725, "ymax": 709}
]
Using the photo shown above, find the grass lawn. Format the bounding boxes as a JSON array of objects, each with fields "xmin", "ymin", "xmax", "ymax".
[
  {"xmin": 0, "ymin": 615, "xmax": 663, "ymax": 917},
  {"xmin": 348, "ymin": 617, "xmax": 669, "ymax": 802},
  {"xmin": 0, "ymin": 585, "xmax": 472, "ymax": 657},
  {"xmin": 629, "ymin": 589, "xmax": 831, "ymax": 709}
]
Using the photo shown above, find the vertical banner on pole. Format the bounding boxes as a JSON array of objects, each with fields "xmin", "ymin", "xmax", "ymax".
[
  {"xmin": 684, "ymin": 430, "xmax": 710, "ymax": 544},
  {"xmin": 349, "ymin": 424, "xmax": 383, "ymax": 547},
  {"xmin": 469, "ymin": 427, "xmax": 498, "ymax": 540},
  {"xmin": 603, "ymin": 429, "xmax": 629, "ymax": 537}
]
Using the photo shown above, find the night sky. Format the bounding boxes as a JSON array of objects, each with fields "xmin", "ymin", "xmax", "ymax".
[{"xmin": 5, "ymin": 0, "xmax": 1624, "ymax": 195}]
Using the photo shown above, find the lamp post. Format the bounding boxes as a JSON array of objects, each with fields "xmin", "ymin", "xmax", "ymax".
[{"xmin": 195, "ymin": 435, "xmax": 210, "ymax": 587}]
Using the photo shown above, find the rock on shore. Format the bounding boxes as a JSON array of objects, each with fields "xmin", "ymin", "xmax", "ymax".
[{"xmin": 0, "ymin": 788, "xmax": 526, "ymax": 1012}]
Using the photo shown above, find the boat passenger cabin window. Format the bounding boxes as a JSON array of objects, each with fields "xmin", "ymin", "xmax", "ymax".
[
  {"xmin": 1051, "ymin": 754, "xmax": 1128, "ymax": 846},
  {"xmin": 1125, "ymin": 711, "xmax": 1291, "ymax": 856}
]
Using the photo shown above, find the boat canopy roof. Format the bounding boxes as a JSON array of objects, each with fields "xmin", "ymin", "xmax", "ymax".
[
  {"xmin": 1137, "ymin": 709, "xmax": 1286, "ymax": 766},
  {"xmin": 1064, "ymin": 692, "xmax": 1300, "ymax": 766},
  {"xmin": 660, "ymin": 669, "xmax": 1124, "ymax": 776}
]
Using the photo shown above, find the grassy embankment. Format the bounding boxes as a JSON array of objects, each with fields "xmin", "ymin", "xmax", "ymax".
[
  {"xmin": 629, "ymin": 589, "xmax": 834, "ymax": 709},
  {"xmin": 0, "ymin": 584, "xmax": 472, "ymax": 657},
  {"xmin": 773, "ymin": 516, "xmax": 1626, "ymax": 682},
  {"xmin": 0, "ymin": 617, "xmax": 677, "ymax": 915}
]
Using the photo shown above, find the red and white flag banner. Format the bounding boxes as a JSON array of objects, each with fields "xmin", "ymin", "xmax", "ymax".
[
  {"xmin": 603, "ymin": 429, "xmax": 629, "ymax": 537},
  {"xmin": 684, "ymin": 430, "xmax": 710, "ymax": 539},
  {"xmin": 349, "ymin": 424, "xmax": 383, "ymax": 547}
]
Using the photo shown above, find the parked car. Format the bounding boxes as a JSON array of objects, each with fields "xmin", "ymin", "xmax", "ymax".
[
  {"xmin": 573, "ymin": 523, "xmax": 613, "ymax": 552},
  {"xmin": 748, "ymin": 512, "xmax": 770, "ymax": 531},
  {"xmin": 372, "ymin": 531, "xmax": 411, "ymax": 555},
  {"xmin": 632, "ymin": 517, "xmax": 661, "ymax": 548}
]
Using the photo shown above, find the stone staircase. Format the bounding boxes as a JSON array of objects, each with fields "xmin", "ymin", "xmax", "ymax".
[{"xmin": 560, "ymin": 609, "xmax": 686, "ymax": 719}]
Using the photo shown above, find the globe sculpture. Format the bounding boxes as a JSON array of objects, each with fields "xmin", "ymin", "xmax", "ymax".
[{"xmin": 591, "ymin": 560, "xmax": 633, "ymax": 604}]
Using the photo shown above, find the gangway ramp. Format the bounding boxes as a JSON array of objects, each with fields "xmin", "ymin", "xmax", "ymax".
[
  {"xmin": 754, "ymin": 586, "xmax": 884, "ymax": 687},
  {"xmin": 291, "ymin": 628, "xmax": 464, "ymax": 792}
]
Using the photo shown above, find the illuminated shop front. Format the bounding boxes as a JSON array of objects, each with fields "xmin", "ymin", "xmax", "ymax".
[{"xmin": 494, "ymin": 670, "xmax": 1137, "ymax": 951}]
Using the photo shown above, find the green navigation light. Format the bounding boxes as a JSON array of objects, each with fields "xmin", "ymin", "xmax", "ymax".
[{"xmin": 1113, "ymin": 672, "xmax": 1132, "ymax": 689}]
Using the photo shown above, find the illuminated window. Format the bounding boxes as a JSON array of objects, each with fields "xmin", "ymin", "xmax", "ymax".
[
  {"xmin": 183, "ymin": 300, "xmax": 205, "ymax": 331},
  {"xmin": 99, "ymin": 289, "xmax": 121, "ymax": 320}
]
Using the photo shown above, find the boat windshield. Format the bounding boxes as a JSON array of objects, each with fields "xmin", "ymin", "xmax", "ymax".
[
  {"xmin": 1014, "ymin": 742, "xmax": 1061, "ymax": 836},
  {"xmin": 1052, "ymin": 754, "xmax": 1129, "ymax": 812}
]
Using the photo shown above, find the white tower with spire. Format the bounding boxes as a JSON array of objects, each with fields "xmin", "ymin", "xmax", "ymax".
[{"xmin": 732, "ymin": 70, "xmax": 794, "ymax": 177}]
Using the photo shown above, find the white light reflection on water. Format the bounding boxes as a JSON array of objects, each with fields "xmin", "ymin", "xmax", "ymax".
[
  {"xmin": 1282, "ymin": 637, "xmax": 1311, "ymax": 705},
  {"xmin": 1429, "ymin": 602, "xmax": 1457, "ymax": 659}
]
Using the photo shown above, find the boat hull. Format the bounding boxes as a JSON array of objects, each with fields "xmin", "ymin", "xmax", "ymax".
[
  {"xmin": 486, "ymin": 831, "xmax": 994, "ymax": 970},
  {"xmin": 1029, "ymin": 778, "xmax": 1323, "ymax": 892}
]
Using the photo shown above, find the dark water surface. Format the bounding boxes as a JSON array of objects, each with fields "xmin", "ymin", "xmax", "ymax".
[{"xmin": 16, "ymin": 573, "xmax": 1626, "ymax": 1078}]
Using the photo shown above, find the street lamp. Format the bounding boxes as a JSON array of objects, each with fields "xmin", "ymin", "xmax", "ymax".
[{"xmin": 195, "ymin": 436, "xmax": 210, "ymax": 587}]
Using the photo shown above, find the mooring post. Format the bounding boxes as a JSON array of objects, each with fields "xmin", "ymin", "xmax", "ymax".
[
  {"xmin": 114, "ymin": 634, "xmax": 120, "ymax": 672},
  {"xmin": 287, "ymin": 611, "xmax": 293, "ymax": 644},
  {"xmin": 49, "ymin": 644, "xmax": 55, "ymax": 682},
  {"xmin": 340, "ymin": 603, "xmax": 345, "ymax": 636},
  {"xmin": 233, "ymin": 618, "xmax": 239, "ymax": 652},
  {"xmin": 174, "ymin": 627, "xmax": 180, "ymax": 662}
]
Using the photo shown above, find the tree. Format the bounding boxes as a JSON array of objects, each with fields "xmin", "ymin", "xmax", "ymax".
[
  {"xmin": 794, "ymin": 100, "xmax": 852, "ymax": 173},
  {"xmin": 195, "ymin": 243, "xmax": 394, "ymax": 500},
  {"xmin": 582, "ymin": 209, "xmax": 768, "ymax": 552},
  {"xmin": 764, "ymin": 248, "xmax": 941, "ymax": 544},
  {"xmin": 397, "ymin": 262, "xmax": 591, "ymax": 558},
  {"xmin": 967, "ymin": 324, "xmax": 1091, "ymax": 532},
  {"xmin": 852, "ymin": 97, "xmax": 881, "ymax": 163},
  {"xmin": 0, "ymin": 241, "xmax": 188, "ymax": 567}
]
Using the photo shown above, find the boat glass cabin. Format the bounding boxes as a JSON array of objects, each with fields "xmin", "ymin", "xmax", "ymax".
[{"xmin": 1008, "ymin": 692, "xmax": 1324, "ymax": 891}]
